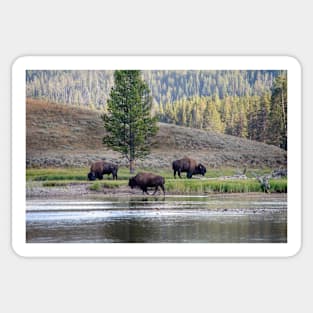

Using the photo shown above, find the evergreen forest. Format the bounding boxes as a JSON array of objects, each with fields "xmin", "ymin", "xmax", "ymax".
[{"xmin": 26, "ymin": 70, "xmax": 287, "ymax": 150}]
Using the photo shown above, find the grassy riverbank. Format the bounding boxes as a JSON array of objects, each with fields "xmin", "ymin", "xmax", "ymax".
[
  {"xmin": 84, "ymin": 178, "xmax": 286, "ymax": 193},
  {"xmin": 26, "ymin": 166, "xmax": 274, "ymax": 181},
  {"xmin": 26, "ymin": 167, "xmax": 287, "ymax": 194},
  {"xmin": 165, "ymin": 178, "xmax": 286, "ymax": 193}
]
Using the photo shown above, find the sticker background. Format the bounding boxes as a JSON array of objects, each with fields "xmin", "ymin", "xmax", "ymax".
[{"xmin": 1, "ymin": 1, "xmax": 311, "ymax": 313}]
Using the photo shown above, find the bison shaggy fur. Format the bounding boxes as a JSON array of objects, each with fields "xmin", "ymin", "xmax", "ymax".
[
  {"xmin": 172, "ymin": 157, "xmax": 206, "ymax": 179},
  {"xmin": 128, "ymin": 172, "xmax": 165, "ymax": 195},
  {"xmin": 87, "ymin": 160, "xmax": 118, "ymax": 180}
]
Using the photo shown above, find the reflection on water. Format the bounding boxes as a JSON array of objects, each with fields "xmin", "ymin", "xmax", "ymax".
[{"xmin": 26, "ymin": 195, "xmax": 287, "ymax": 243}]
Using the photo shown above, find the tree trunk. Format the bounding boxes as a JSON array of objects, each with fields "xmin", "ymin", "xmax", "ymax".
[{"xmin": 130, "ymin": 160, "xmax": 135, "ymax": 174}]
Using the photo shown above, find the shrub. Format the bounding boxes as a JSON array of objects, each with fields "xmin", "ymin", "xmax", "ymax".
[{"xmin": 89, "ymin": 182, "xmax": 101, "ymax": 191}]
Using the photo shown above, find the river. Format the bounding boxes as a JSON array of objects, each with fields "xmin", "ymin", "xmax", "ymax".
[{"xmin": 26, "ymin": 194, "xmax": 287, "ymax": 243}]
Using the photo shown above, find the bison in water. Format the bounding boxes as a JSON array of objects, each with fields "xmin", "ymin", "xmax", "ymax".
[
  {"xmin": 87, "ymin": 160, "xmax": 118, "ymax": 180},
  {"xmin": 128, "ymin": 172, "xmax": 165, "ymax": 195},
  {"xmin": 172, "ymin": 157, "xmax": 206, "ymax": 179}
]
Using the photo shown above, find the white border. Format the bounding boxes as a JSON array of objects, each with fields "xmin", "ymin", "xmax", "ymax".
[{"xmin": 12, "ymin": 56, "xmax": 301, "ymax": 257}]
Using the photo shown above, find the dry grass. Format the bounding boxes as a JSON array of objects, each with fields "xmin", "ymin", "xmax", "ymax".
[
  {"xmin": 26, "ymin": 98, "xmax": 287, "ymax": 169},
  {"xmin": 27, "ymin": 98, "xmax": 105, "ymax": 153}
]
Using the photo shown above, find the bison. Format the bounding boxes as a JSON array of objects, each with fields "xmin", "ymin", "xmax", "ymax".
[
  {"xmin": 128, "ymin": 172, "xmax": 165, "ymax": 195},
  {"xmin": 172, "ymin": 157, "xmax": 206, "ymax": 179},
  {"xmin": 87, "ymin": 160, "xmax": 118, "ymax": 181}
]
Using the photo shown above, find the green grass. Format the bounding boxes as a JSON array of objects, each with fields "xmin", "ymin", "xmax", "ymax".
[
  {"xmin": 26, "ymin": 168, "xmax": 89, "ymax": 181},
  {"xmin": 26, "ymin": 166, "xmax": 273, "ymax": 181},
  {"xmin": 42, "ymin": 181, "xmax": 69, "ymax": 187},
  {"xmin": 165, "ymin": 179, "xmax": 286, "ymax": 193},
  {"xmin": 42, "ymin": 180, "xmax": 90, "ymax": 187},
  {"xmin": 38, "ymin": 178, "xmax": 287, "ymax": 194},
  {"xmin": 89, "ymin": 180, "xmax": 127, "ymax": 191},
  {"xmin": 268, "ymin": 179, "xmax": 287, "ymax": 193},
  {"xmin": 26, "ymin": 166, "xmax": 168, "ymax": 181},
  {"xmin": 26, "ymin": 167, "xmax": 287, "ymax": 193},
  {"xmin": 89, "ymin": 181, "xmax": 102, "ymax": 191}
]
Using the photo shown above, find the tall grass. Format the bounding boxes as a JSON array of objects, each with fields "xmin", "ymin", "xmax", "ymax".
[
  {"xmin": 26, "ymin": 167, "xmax": 287, "ymax": 193},
  {"xmin": 88, "ymin": 180, "xmax": 126, "ymax": 191},
  {"xmin": 35, "ymin": 178, "xmax": 287, "ymax": 193},
  {"xmin": 165, "ymin": 179, "xmax": 286, "ymax": 193}
]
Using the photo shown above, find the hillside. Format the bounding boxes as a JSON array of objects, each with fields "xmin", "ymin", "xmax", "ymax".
[
  {"xmin": 26, "ymin": 99, "xmax": 287, "ymax": 169},
  {"xmin": 26, "ymin": 70, "xmax": 288, "ymax": 150}
]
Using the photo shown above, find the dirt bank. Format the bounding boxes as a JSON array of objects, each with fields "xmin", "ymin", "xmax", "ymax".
[{"xmin": 26, "ymin": 182, "xmax": 287, "ymax": 200}]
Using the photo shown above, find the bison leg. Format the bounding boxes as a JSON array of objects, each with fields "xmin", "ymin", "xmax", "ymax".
[
  {"xmin": 187, "ymin": 172, "xmax": 193, "ymax": 179},
  {"xmin": 173, "ymin": 170, "xmax": 176, "ymax": 178},
  {"xmin": 153, "ymin": 186, "xmax": 159, "ymax": 195},
  {"xmin": 178, "ymin": 170, "xmax": 182, "ymax": 178},
  {"xmin": 160, "ymin": 184, "xmax": 165, "ymax": 195},
  {"xmin": 143, "ymin": 187, "xmax": 149, "ymax": 195}
]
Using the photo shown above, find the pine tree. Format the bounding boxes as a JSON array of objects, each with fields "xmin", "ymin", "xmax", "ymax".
[
  {"xmin": 267, "ymin": 74, "xmax": 287, "ymax": 149},
  {"xmin": 102, "ymin": 70, "xmax": 158, "ymax": 173},
  {"xmin": 181, "ymin": 100, "xmax": 187, "ymax": 125},
  {"xmin": 234, "ymin": 98, "xmax": 248, "ymax": 138},
  {"xmin": 256, "ymin": 93, "xmax": 271, "ymax": 142},
  {"xmin": 203, "ymin": 98, "xmax": 224, "ymax": 132},
  {"xmin": 247, "ymin": 95, "xmax": 260, "ymax": 140},
  {"xmin": 221, "ymin": 96, "xmax": 232, "ymax": 134}
]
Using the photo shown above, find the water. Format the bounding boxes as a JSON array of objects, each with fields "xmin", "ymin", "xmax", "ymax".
[{"xmin": 26, "ymin": 194, "xmax": 287, "ymax": 243}]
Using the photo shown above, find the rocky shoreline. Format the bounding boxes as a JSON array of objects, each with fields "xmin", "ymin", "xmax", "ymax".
[{"xmin": 26, "ymin": 183, "xmax": 134, "ymax": 198}]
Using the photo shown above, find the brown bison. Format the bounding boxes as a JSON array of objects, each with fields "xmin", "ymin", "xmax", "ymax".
[
  {"xmin": 172, "ymin": 157, "xmax": 206, "ymax": 179},
  {"xmin": 87, "ymin": 160, "xmax": 118, "ymax": 180},
  {"xmin": 128, "ymin": 172, "xmax": 165, "ymax": 195}
]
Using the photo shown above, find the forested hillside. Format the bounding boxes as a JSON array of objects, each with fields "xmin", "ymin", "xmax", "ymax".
[{"xmin": 26, "ymin": 70, "xmax": 287, "ymax": 149}]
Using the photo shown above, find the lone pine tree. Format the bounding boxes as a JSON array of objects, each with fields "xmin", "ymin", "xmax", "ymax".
[{"xmin": 102, "ymin": 70, "xmax": 158, "ymax": 173}]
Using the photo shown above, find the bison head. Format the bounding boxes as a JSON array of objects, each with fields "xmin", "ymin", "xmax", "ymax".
[
  {"xmin": 196, "ymin": 163, "xmax": 206, "ymax": 176},
  {"xmin": 88, "ymin": 172, "xmax": 96, "ymax": 181},
  {"xmin": 128, "ymin": 177, "xmax": 137, "ymax": 189}
]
